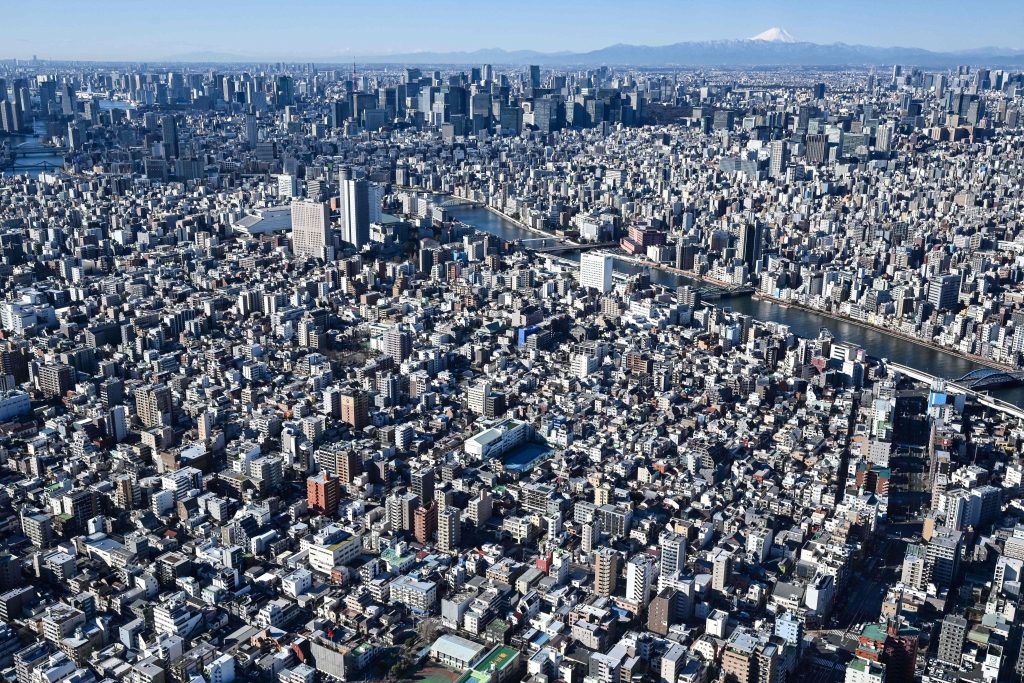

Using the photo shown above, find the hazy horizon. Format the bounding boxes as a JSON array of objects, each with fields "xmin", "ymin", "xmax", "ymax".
[{"xmin": 4, "ymin": 0, "xmax": 1023, "ymax": 62}]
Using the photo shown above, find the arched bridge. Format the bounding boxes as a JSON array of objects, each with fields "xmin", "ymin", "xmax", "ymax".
[
  {"xmin": 435, "ymin": 197, "xmax": 474, "ymax": 208},
  {"xmin": 954, "ymin": 368, "xmax": 1024, "ymax": 390}
]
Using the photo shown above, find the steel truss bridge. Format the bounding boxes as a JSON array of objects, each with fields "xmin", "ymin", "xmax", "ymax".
[{"xmin": 953, "ymin": 368, "xmax": 1024, "ymax": 390}]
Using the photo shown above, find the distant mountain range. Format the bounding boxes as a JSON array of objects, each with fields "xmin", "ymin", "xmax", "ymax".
[{"xmin": 164, "ymin": 30, "xmax": 1024, "ymax": 67}]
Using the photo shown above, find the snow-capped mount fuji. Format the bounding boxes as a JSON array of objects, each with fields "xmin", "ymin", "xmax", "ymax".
[
  {"xmin": 251, "ymin": 31, "xmax": 1024, "ymax": 67},
  {"xmin": 750, "ymin": 27, "xmax": 796, "ymax": 43}
]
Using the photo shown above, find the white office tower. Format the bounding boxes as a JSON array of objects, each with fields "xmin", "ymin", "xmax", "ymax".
[
  {"xmin": 290, "ymin": 199, "xmax": 331, "ymax": 261},
  {"xmin": 579, "ymin": 252, "xmax": 613, "ymax": 293},
  {"xmin": 277, "ymin": 174, "xmax": 298, "ymax": 198},
  {"xmin": 338, "ymin": 166, "xmax": 370, "ymax": 249}
]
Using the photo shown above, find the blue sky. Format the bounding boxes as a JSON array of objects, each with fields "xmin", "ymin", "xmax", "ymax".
[{"xmin": 4, "ymin": 0, "xmax": 1022, "ymax": 60}]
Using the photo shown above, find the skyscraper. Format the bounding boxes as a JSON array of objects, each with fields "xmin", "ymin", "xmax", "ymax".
[
  {"xmin": 0, "ymin": 101, "xmax": 18, "ymax": 135},
  {"xmin": 738, "ymin": 223, "xmax": 766, "ymax": 270},
  {"xmin": 338, "ymin": 167, "xmax": 370, "ymax": 249},
  {"xmin": 245, "ymin": 113, "xmax": 258, "ymax": 147},
  {"xmin": 528, "ymin": 65, "xmax": 541, "ymax": 89},
  {"xmin": 579, "ymin": 253, "xmax": 613, "ymax": 293},
  {"xmin": 805, "ymin": 134, "xmax": 827, "ymax": 165},
  {"xmin": 161, "ymin": 115, "xmax": 179, "ymax": 158},
  {"xmin": 769, "ymin": 140, "xmax": 788, "ymax": 178},
  {"xmin": 290, "ymin": 199, "xmax": 330, "ymax": 261},
  {"xmin": 928, "ymin": 274, "xmax": 961, "ymax": 312}
]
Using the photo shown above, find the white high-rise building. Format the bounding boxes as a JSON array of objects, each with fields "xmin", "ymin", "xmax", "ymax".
[
  {"xmin": 659, "ymin": 530, "xmax": 685, "ymax": 576},
  {"xmin": 625, "ymin": 554, "xmax": 654, "ymax": 608},
  {"xmin": 468, "ymin": 380, "xmax": 491, "ymax": 415},
  {"xmin": 580, "ymin": 253, "xmax": 613, "ymax": 293},
  {"xmin": 290, "ymin": 199, "xmax": 330, "ymax": 261},
  {"xmin": 277, "ymin": 174, "xmax": 298, "ymax": 198},
  {"xmin": 339, "ymin": 167, "xmax": 371, "ymax": 249}
]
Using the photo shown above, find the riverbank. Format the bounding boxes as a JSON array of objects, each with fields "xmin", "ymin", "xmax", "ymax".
[
  {"xmin": 607, "ymin": 250, "xmax": 753, "ymax": 294},
  {"xmin": 394, "ymin": 186, "xmax": 577, "ymax": 243},
  {"xmin": 481, "ymin": 204, "xmax": 566, "ymax": 240},
  {"xmin": 443, "ymin": 200, "xmax": 1024, "ymax": 406},
  {"xmin": 752, "ymin": 292, "xmax": 1014, "ymax": 373}
]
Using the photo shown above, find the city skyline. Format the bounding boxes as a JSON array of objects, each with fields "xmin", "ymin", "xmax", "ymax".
[
  {"xmin": 3, "ymin": 4, "xmax": 1024, "ymax": 682},
  {"xmin": 4, "ymin": 0, "xmax": 1024, "ymax": 62}
]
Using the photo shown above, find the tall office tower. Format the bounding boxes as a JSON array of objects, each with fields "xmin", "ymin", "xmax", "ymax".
[
  {"xmin": 928, "ymin": 274, "xmax": 961, "ymax": 312},
  {"xmin": 738, "ymin": 223, "xmax": 766, "ymax": 270},
  {"xmin": 339, "ymin": 389, "xmax": 369, "ymax": 430},
  {"xmin": 306, "ymin": 471, "xmax": 340, "ymax": 516},
  {"xmin": 659, "ymin": 531, "xmax": 686, "ymax": 576},
  {"xmin": 0, "ymin": 101, "xmax": 18, "ymax": 134},
  {"xmin": 937, "ymin": 615, "xmax": 967, "ymax": 665},
  {"xmin": 769, "ymin": 140, "xmax": 788, "ymax": 178},
  {"xmin": 274, "ymin": 75, "xmax": 294, "ymax": 108},
  {"xmin": 411, "ymin": 468, "xmax": 435, "ymax": 505},
  {"xmin": 107, "ymin": 406, "xmax": 128, "ymax": 443},
  {"xmin": 161, "ymin": 115, "xmax": 179, "ymax": 158},
  {"xmin": 277, "ymin": 174, "xmax": 298, "ymax": 198},
  {"xmin": 245, "ymin": 113, "xmax": 257, "ymax": 147},
  {"xmin": 136, "ymin": 383, "xmax": 172, "ymax": 428},
  {"xmin": 528, "ymin": 64, "xmax": 541, "ymax": 89},
  {"xmin": 579, "ymin": 253, "xmax": 613, "ymax": 293},
  {"xmin": 805, "ymin": 133, "xmax": 827, "ymax": 165},
  {"xmin": 594, "ymin": 547, "xmax": 620, "ymax": 597},
  {"xmin": 875, "ymin": 122, "xmax": 895, "ymax": 152},
  {"xmin": 626, "ymin": 554, "xmax": 654, "ymax": 607},
  {"xmin": 437, "ymin": 506, "xmax": 461, "ymax": 553},
  {"xmin": 383, "ymin": 324, "xmax": 413, "ymax": 363},
  {"xmin": 290, "ymin": 199, "xmax": 330, "ymax": 261},
  {"xmin": 338, "ymin": 167, "xmax": 370, "ymax": 249},
  {"xmin": 61, "ymin": 83, "xmax": 76, "ymax": 115}
]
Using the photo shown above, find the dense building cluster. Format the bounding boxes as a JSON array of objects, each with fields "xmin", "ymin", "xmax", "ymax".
[{"xmin": 2, "ymin": 59, "xmax": 1024, "ymax": 683}]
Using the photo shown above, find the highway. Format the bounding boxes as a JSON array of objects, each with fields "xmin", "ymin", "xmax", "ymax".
[{"xmin": 888, "ymin": 362, "xmax": 1024, "ymax": 420}]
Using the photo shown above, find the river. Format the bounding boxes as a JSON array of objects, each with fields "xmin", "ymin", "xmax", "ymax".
[
  {"xmin": 1, "ymin": 121, "xmax": 65, "ymax": 177},
  {"xmin": 445, "ymin": 202, "xmax": 1024, "ymax": 407},
  {"xmin": 2, "ymin": 99, "xmax": 133, "ymax": 179}
]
